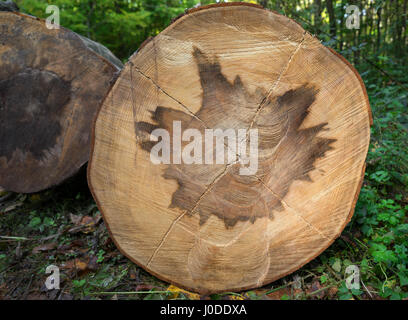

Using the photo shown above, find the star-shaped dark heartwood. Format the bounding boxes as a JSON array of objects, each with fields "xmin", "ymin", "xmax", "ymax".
[{"xmin": 136, "ymin": 47, "xmax": 336, "ymax": 228}]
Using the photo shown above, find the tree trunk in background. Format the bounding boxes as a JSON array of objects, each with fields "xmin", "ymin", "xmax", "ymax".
[
  {"xmin": 326, "ymin": 0, "xmax": 337, "ymax": 39},
  {"xmin": 85, "ymin": 0, "xmax": 95, "ymax": 39},
  {"xmin": 274, "ymin": 0, "xmax": 282, "ymax": 11},
  {"xmin": 395, "ymin": 0, "xmax": 401, "ymax": 55},
  {"xmin": 368, "ymin": 1, "xmax": 374, "ymax": 39},
  {"xmin": 0, "ymin": 11, "xmax": 122, "ymax": 193},
  {"xmin": 384, "ymin": 0, "xmax": 389, "ymax": 46},
  {"xmin": 88, "ymin": 3, "xmax": 372, "ymax": 294},
  {"xmin": 377, "ymin": 7, "xmax": 382, "ymax": 52},
  {"xmin": 259, "ymin": 0, "xmax": 268, "ymax": 9},
  {"xmin": 314, "ymin": 0, "xmax": 322, "ymax": 34},
  {"xmin": 402, "ymin": 0, "xmax": 407, "ymax": 48},
  {"xmin": 339, "ymin": 2, "xmax": 344, "ymax": 51}
]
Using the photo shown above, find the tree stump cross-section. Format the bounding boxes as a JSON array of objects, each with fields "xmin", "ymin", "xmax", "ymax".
[{"xmin": 88, "ymin": 3, "xmax": 372, "ymax": 293}]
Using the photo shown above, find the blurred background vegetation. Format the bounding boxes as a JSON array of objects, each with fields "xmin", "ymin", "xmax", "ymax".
[
  {"xmin": 2, "ymin": 0, "xmax": 407, "ymax": 299},
  {"xmin": 14, "ymin": 0, "xmax": 408, "ymax": 68}
]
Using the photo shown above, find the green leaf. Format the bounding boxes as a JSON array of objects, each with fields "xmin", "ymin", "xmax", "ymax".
[
  {"xmin": 390, "ymin": 292, "xmax": 402, "ymax": 300},
  {"xmin": 320, "ymin": 275, "xmax": 328, "ymax": 284},
  {"xmin": 398, "ymin": 272, "xmax": 408, "ymax": 287},
  {"xmin": 73, "ymin": 279, "xmax": 86, "ymax": 288},
  {"xmin": 339, "ymin": 293, "xmax": 353, "ymax": 300},
  {"xmin": 351, "ymin": 289, "xmax": 363, "ymax": 296},
  {"xmin": 371, "ymin": 250, "xmax": 398, "ymax": 263},
  {"xmin": 332, "ymin": 259, "xmax": 342, "ymax": 273},
  {"xmin": 28, "ymin": 217, "xmax": 41, "ymax": 228}
]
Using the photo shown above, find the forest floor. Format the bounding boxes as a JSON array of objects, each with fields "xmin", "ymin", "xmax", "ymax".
[{"xmin": 0, "ymin": 167, "xmax": 404, "ymax": 301}]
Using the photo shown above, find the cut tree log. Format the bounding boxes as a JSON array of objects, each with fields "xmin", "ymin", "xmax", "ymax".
[
  {"xmin": 88, "ymin": 3, "xmax": 372, "ymax": 293},
  {"xmin": 0, "ymin": 11, "xmax": 122, "ymax": 193}
]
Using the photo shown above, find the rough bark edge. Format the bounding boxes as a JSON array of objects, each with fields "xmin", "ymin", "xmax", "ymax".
[
  {"xmin": 0, "ymin": 11, "xmax": 121, "ymax": 193},
  {"xmin": 2, "ymin": 11, "xmax": 122, "ymax": 71},
  {"xmin": 76, "ymin": 35, "xmax": 123, "ymax": 70},
  {"xmin": 87, "ymin": 2, "xmax": 372, "ymax": 294}
]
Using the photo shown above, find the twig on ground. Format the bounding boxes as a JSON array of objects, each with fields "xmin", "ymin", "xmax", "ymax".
[
  {"xmin": 361, "ymin": 279, "xmax": 374, "ymax": 299},
  {"xmin": 0, "ymin": 236, "xmax": 31, "ymax": 241},
  {"xmin": 0, "ymin": 192, "xmax": 14, "ymax": 203}
]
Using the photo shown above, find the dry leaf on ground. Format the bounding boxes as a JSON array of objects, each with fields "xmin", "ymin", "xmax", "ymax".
[{"xmin": 32, "ymin": 242, "xmax": 57, "ymax": 254}]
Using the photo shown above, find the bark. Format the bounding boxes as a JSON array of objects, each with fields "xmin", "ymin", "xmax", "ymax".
[{"xmin": 0, "ymin": 0, "xmax": 18, "ymax": 12}]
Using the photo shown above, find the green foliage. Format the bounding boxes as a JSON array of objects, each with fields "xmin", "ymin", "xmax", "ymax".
[
  {"xmin": 27, "ymin": 211, "xmax": 56, "ymax": 232},
  {"xmin": 16, "ymin": 0, "xmax": 203, "ymax": 60},
  {"xmin": 353, "ymin": 66, "xmax": 408, "ymax": 299}
]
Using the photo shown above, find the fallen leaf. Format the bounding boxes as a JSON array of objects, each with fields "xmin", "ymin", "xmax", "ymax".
[
  {"xmin": 68, "ymin": 214, "xmax": 102, "ymax": 234},
  {"xmin": 307, "ymin": 280, "xmax": 326, "ymax": 299},
  {"xmin": 32, "ymin": 242, "xmax": 57, "ymax": 254},
  {"xmin": 167, "ymin": 285, "xmax": 200, "ymax": 300},
  {"xmin": 80, "ymin": 216, "xmax": 94, "ymax": 225},
  {"xmin": 87, "ymin": 256, "xmax": 98, "ymax": 271},
  {"xmin": 266, "ymin": 288, "xmax": 291, "ymax": 300},
  {"xmin": 74, "ymin": 259, "xmax": 88, "ymax": 271},
  {"xmin": 71, "ymin": 239, "xmax": 86, "ymax": 247},
  {"xmin": 61, "ymin": 256, "xmax": 99, "ymax": 275},
  {"xmin": 327, "ymin": 286, "xmax": 338, "ymax": 298},
  {"xmin": 135, "ymin": 284, "xmax": 156, "ymax": 291},
  {"xmin": 69, "ymin": 213, "xmax": 82, "ymax": 225}
]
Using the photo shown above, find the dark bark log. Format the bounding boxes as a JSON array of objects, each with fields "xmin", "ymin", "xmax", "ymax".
[
  {"xmin": 0, "ymin": 0, "xmax": 18, "ymax": 12},
  {"xmin": 0, "ymin": 12, "xmax": 122, "ymax": 193}
]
